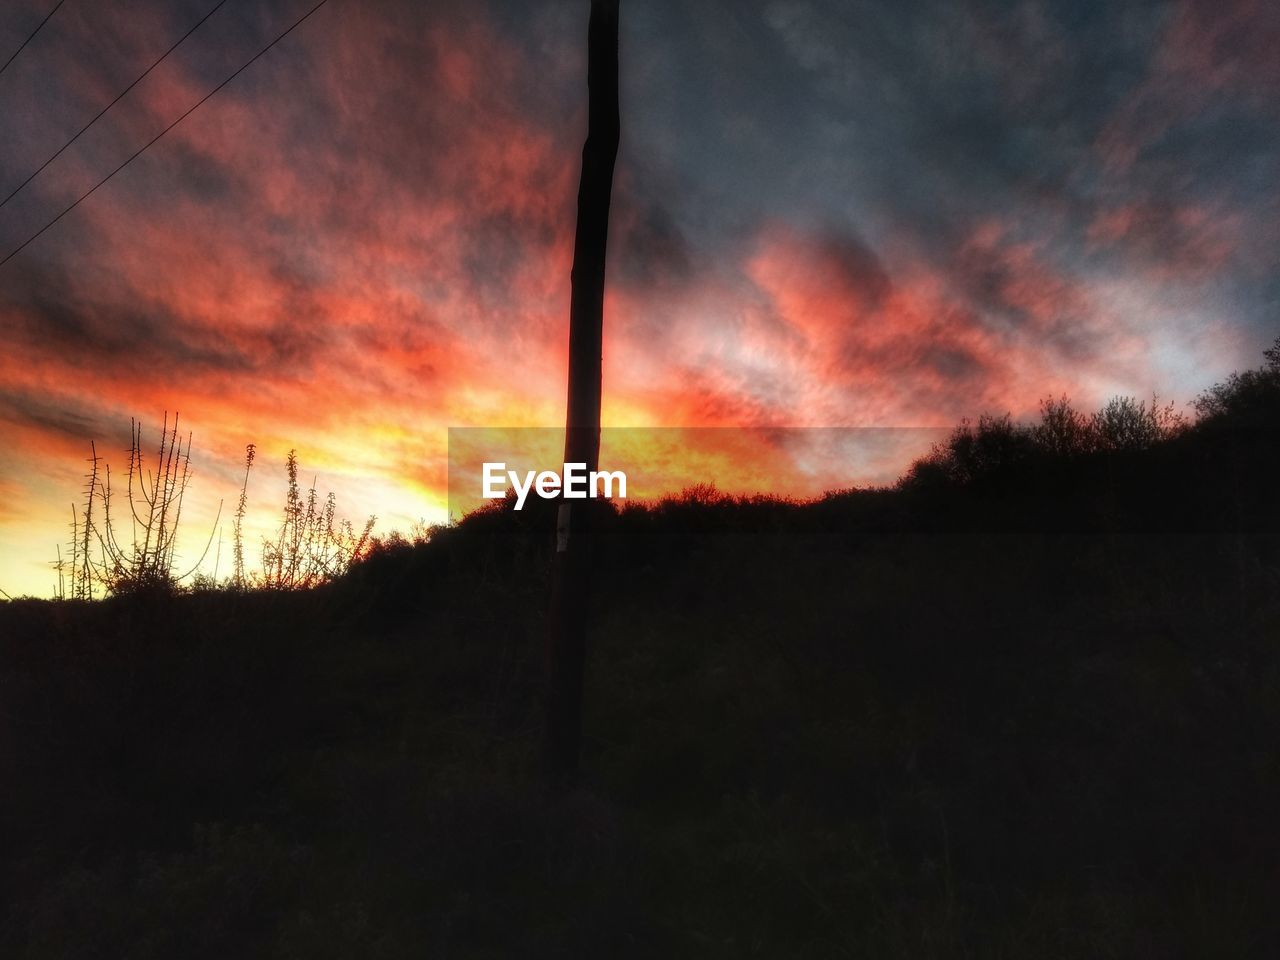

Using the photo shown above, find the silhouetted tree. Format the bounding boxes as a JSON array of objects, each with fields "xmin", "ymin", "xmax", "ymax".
[
  {"xmin": 1090, "ymin": 395, "xmax": 1185, "ymax": 452},
  {"xmin": 1193, "ymin": 336, "xmax": 1280, "ymax": 426},
  {"xmin": 904, "ymin": 413, "xmax": 1034, "ymax": 487},
  {"xmin": 1033, "ymin": 395, "xmax": 1092, "ymax": 457}
]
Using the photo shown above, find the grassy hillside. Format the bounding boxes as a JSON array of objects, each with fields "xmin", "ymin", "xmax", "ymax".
[{"xmin": 2, "ymin": 351, "xmax": 1278, "ymax": 958}]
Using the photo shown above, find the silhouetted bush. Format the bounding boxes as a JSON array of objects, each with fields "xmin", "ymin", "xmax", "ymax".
[
  {"xmin": 259, "ymin": 450, "xmax": 375, "ymax": 590},
  {"xmin": 1193, "ymin": 336, "xmax": 1280, "ymax": 428},
  {"xmin": 55, "ymin": 428, "xmax": 376, "ymax": 597},
  {"xmin": 56, "ymin": 415, "xmax": 219, "ymax": 600},
  {"xmin": 902, "ymin": 413, "xmax": 1035, "ymax": 488},
  {"xmin": 1089, "ymin": 394, "xmax": 1186, "ymax": 452},
  {"xmin": 1033, "ymin": 395, "xmax": 1092, "ymax": 456}
]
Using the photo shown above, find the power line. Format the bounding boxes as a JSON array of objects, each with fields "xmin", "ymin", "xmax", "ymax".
[
  {"xmin": 0, "ymin": 0, "xmax": 67, "ymax": 80},
  {"xmin": 0, "ymin": 0, "xmax": 331, "ymax": 269},
  {"xmin": 0, "ymin": 0, "xmax": 232, "ymax": 212}
]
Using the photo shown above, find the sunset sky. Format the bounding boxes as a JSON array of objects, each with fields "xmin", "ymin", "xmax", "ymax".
[{"xmin": 1, "ymin": 0, "xmax": 1277, "ymax": 596}]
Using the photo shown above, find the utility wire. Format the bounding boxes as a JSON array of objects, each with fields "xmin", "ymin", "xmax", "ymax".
[
  {"xmin": 0, "ymin": 0, "xmax": 330, "ymax": 269},
  {"xmin": 0, "ymin": 0, "xmax": 66, "ymax": 80},
  {"xmin": 1, "ymin": 0, "xmax": 232, "ymax": 211}
]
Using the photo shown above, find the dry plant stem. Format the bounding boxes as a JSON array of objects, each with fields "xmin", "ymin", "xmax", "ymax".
[{"xmin": 64, "ymin": 415, "xmax": 221, "ymax": 596}]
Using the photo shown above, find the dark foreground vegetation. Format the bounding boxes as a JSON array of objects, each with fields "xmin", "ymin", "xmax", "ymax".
[{"xmin": 2, "ymin": 346, "xmax": 1279, "ymax": 958}]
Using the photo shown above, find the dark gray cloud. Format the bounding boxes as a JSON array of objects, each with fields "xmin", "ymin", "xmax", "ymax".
[
  {"xmin": 0, "ymin": 389, "xmax": 105, "ymax": 443},
  {"xmin": 2, "ymin": 257, "xmax": 327, "ymax": 380},
  {"xmin": 611, "ymin": 194, "xmax": 693, "ymax": 291}
]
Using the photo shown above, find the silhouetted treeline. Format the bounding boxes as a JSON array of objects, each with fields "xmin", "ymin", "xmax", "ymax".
[{"xmin": 349, "ymin": 337, "xmax": 1280, "ymax": 591}]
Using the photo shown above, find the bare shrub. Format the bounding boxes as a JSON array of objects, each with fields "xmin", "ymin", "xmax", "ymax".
[
  {"xmin": 56, "ymin": 415, "xmax": 220, "ymax": 598},
  {"xmin": 259, "ymin": 450, "xmax": 375, "ymax": 590}
]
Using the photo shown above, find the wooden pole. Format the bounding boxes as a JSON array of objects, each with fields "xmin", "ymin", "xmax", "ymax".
[{"xmin": 545, "ymin": 0, "xmax": 620, "ymax": 786}]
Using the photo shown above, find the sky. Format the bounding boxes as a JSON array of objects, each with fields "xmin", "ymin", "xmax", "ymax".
[{"xmin": 0, "ymin": 0, "xmax": 1277, "ymax": 596}]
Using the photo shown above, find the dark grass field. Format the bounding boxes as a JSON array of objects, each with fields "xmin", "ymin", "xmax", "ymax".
[{"xmin": 3, "ymin": 380, "xmax": 1279, "ymax": 957}]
